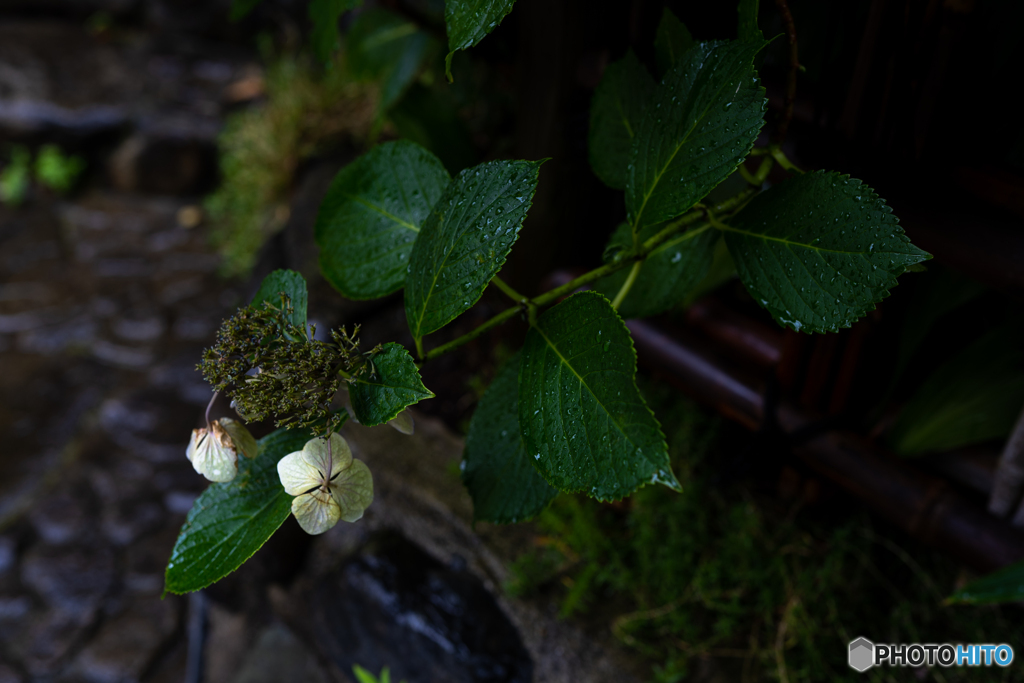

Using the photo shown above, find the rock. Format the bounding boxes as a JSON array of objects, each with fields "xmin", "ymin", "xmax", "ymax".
[
  {"xmin": 289, "ymin": 532, "xmax": 532, "ymax": 683},
  {"xmin": 229, "ymin": 622, "xmax": 328, "ymax": 683},
  {"xmin": 0, "ymin": 22, "xmax": 253, "ymax": 140},
  {"xmin": 203, "ymin": 603, "xmax": 250, "ymax": 683},
  {"xmin": 296, "ymin": 414, "xmax": 648, "ymax": 683},
  {"xmin": 0, "ymin": 661, "xmax": 22, "ymax": 683},
  {"xmin": 28, "ymin": 489, "xmax": 97, "ymax": 545},
  {"xmin": 122, "ymin": 524, "xmax": 181, "ymax": 596},
  {"xmin": 20, "ymin": 543, "xmax": 115, "ymax": 620},
  {"xmin": 109, "ymin": 132, "xmax": 217, "ymax": 196},
  {"xmin": 100, "ymin": 495, "xmax": 164, "ymax": 546},
  {"xmin": 0, "ymin": 537, "xmax": 15, "ymax": 576},
  {"xmin": 70, "ymin": 596, "xmax": 180, "ymax": 683}
]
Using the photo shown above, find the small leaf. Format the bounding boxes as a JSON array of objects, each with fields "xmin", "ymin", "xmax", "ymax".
[
  {"xmin": 737, "ymin": 0, "xmax": 762, "ymax": 43},
  {"xmin": 889, "ymin": 325, "xmax": 1024, "ymax": 456},
  {"xmin": 251, "ymin": 269, "xmax": 308, "ymax": 327},
  {"xmin": 588, "ymin": 51, "xmax": 655, "ymax": 191},
  {"xmin": 627, "ymin": 40, "xmax": 766, "ymax": 234},
  {"xmin": 444, "ymin": 0, "xmax": 517, "ymax": 80},
  {"xmin": 309, "ymin": 0, "xmax": 362, "ymax": 64},
  {"xmin": 596, "ymin": 223, "xmax": 717, "ymax": 319},
  {"xmin": 349, "ymin": 343, "xmax": 434, "ymax": 426},
  {"xmin": 519, "ymin": 291, "xmax": 678, "ymax": 500},
  {"xmin": 947, "ymin": 560, "xmax": 1024, "ymax": 605},
  {"xmin": 463, "ymin": 354, "xmax": 558, "ymax": 523},
  {"xmin": 164, "ymin": 427, "xmax": 315, "ymax": 594},
  {"xmin": 654, "ymin": 8, "xmax": 694, "ymax": 76},
  {"xmin": 316, "ymin": 141, "xmax": 450, "ymax": 300},
  {"xmin": 720, "ymin": 170, "xmax": 930, "ymax": 333},
  {"xmin": 404, "ymin": 158, "xmax": 543, "ymax": 339},
  {"xmin": 347, "ymin": 8, "xmax": 436, "ymax": 109}
]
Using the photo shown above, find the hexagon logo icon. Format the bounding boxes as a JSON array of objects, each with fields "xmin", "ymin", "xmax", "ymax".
[{"xmin": 848, "ymin": 637, "xmax": 875, "ymax": 672}]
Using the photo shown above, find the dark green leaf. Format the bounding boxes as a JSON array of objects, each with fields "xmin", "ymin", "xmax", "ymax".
[
  {"xmin": 596, "ymin": 224, "xmax": 717, "ymax": 319},
  {"xmin": 654, "ymin": 8, "xmax": 694, "ymax": 76},
  {"xmin": 463, "ymin": 354, "xmax": 558, "ymax": 523},
  {"xmin": 347, "ymin": 8, "xmax": 436, "ymax": 109},
  {"xmin": 518, "ymin": 291, "xmax": 679, "ymax": 500},
  {"xmin": 251, "ymin": 270, "xmax": 308, "ymax": 328},
  {"xmin": 893, "ymin": 268, "xmax": 986, "ymax": 390},
  {"xmin": 889, "ymin": 325, "xmax": 1024, "ymax": 456},
  {"xmin": 316, "ymin": 141, "xmax": 450, "ymax": 300},
  {"xmin": 588, "ymin": 52, "xmax": 655, "ymax": 191},
  {"xmin": 444, "ymin": 0, "xmax": 517, "ymax": 80},
  {"xmin": 404, "ymin": 158, "xmax": 543, "ymax": 339},
  {"xmin": 164, "ymin": 427, "xmax": 315, "ymax": 594},
  {"xmin": 738, "ymin": 0, "xmax": 762, "ymax": 43},
  {"xmin": 947, "ymin": 560, "xmax": 1024, "ymax": 605},
  {"xmin": 349, "ymin": 343, "xmax": 434, "ymax": 426},
  {"xmin": 682, "ymin": 235, "xmax": 736, "ymax": 307},
  {"xmin": 721, "ymin": 170, "xmax": 930, "ymax": 333},
  {"xmin": 230, "ymin": 0, "xmax": 264, "ymax": 21},
  {"xmin": 309, "ymin": 0, "xmax": 362, "ymax": 64},
  {"xmin": 627, "ymin": 40, "xmax": 766, "ymax": 234}
]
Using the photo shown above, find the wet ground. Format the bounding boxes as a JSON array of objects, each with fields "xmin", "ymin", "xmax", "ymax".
[{"xmin": 1, "ymin": 13, "xmax": 645, "ymax": 683}]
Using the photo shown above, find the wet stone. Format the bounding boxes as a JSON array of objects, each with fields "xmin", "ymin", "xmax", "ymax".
[
  {"xmin": 230, "ymin": 622, "xmax": 327, "ymax": 683},
  {"xmin": 70, "ymin": 595, "xmax": 179, "ymax": 683},
  {"xmin": 20, "ymin": 544, "xmax": 115, "ymax": 620},
  {"xmin": 0, "ymin": 537, "xmax": 14, "ymax": 576},
  {"xmin": 0, "ymin": 661, "xmax": 22, "ymax": 683},
  {"xmin": 28, "ymin": 489, "xmax": 97, "ymax": 546},
  {"xmin": 301, "ymin": 532, "xmax": 532, "ymax": 683}
]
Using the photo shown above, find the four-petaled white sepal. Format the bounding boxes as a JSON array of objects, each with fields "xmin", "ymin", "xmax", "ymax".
[{"xmin": 276, "ymin": 433, "xmax": 373, "ymax": 535}]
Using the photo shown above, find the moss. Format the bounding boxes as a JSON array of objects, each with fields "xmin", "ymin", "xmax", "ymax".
[
  {"xmin": 509, "ymin": 386, "xmax": 1024, "ymax": 682},
  {"xmin": 206, "ymin": 52, "xmax": 378, "ymax": 278}
]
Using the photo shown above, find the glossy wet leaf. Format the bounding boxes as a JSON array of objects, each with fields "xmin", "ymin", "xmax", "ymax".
[
  {"xmin": 947, "ymin": 560, "xmax": 1024, "ymax": 605},
  {"xmin": 654, "ymin": 8, "xmax": 694, "ymax": 76},
  {"xmin": 519, "ymin": 291, "xmax": 678, "ymax": 500},
  {"xmin": 309, "ymin": 0, "xmax": 362, "ymax": 64},
  {"xmin": 627, "ymin": 40, "xmax": 766, "ymax": 234},
  {"xmin": 588, "ymin": 51, "xmax": 655, "ymax": 191},
  {"xmin": 347, "ymin": 8, "xmax": 436, "ymax": 109},
  {"xmin": 251, "ymin": 269, "xmax": 307, "ymax": 327},
  {"xmin": 463, "ymin": 354, "xmax": 557, "ymax": 523},
  {"xmin": 349, "ymin": 343, "xmax": 434, "ymax": 427},
  {"xmin": 404, "ymin": 158, "xmax": 543, "ymax": 338},
  {"xmin": 721, "ymin": 171, "xmax": 930, "ymax": 333},
  {"xmin": 316, "ymin": 141, "xmax": 450, "ymax": 300},
  {"xmin": 444, "ymin": 0, "xmax": 517, "ymax": 79},
  {"xmin": 164, "ymin": 427, "xmax": 315, "ymax": 594},
  {"xmin": 889, "ymin": 325, "xmax": 1024, "ymax": 456},
  {"xmin": 596, "ymin": 223, "xmax": 717, "ymax": 319}
]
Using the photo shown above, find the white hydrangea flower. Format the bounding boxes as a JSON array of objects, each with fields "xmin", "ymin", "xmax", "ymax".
[
  {"xmin": 185, "ymin": 417, "xmax": 256, "ymax": 483},
  {"xmin": 276, "ymin": 433, "xmax": 373, "ymax": 535}
]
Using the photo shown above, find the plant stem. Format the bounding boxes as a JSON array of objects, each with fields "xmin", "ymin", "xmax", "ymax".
[
  {"xmin": 491, "ymin": 275, "xmax": 526, "ymax": 303},
  {"xmin": 422, "ymin": 305, "xmax": 524, "ymax": 361},
  {"xmin": 421, "ymin": 189, "xmax": 756, "ymax": 363},
  {"xmin": 611, "ymin": 261, "xmax": 642, "ymax": 310},
  {"xmin": 770, "ymin": 146, "xmax": 804, "ymax": 173}
]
